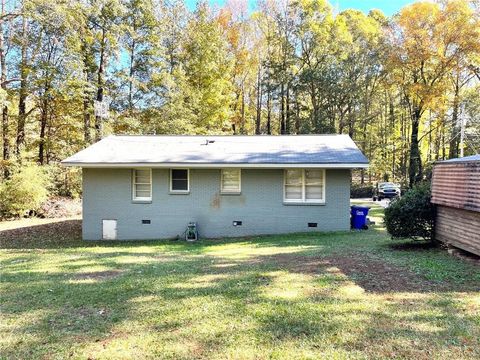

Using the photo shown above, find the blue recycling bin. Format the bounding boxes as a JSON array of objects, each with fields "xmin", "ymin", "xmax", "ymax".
[{"xmin": 350, "ymin": 205, "xmax": 370, "ymax": 230}]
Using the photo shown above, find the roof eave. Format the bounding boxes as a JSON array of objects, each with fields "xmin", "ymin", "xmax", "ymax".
[{"xmin": 61, "ymin": 161, "xmax": 369, "ymax": 169}]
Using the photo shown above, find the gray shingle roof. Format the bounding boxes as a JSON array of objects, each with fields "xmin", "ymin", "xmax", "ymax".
[{"xmin": 62, "ymin": 135, "xmax": 368, "ymax": 168}]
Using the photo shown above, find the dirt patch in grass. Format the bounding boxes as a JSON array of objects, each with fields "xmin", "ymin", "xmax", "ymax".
[
  {"xmin": 325, "ymin": 255, "xmax": 432, "ymax": 293},
  {"xmin": 263, "ymin": 253, "xmax": 330, "ymax": 274},
  {"xmin": 251, "ymin": 252, "xmax": 480, "ymax": 293},
  {"xmin": 447, "ymin": 247, "xmax": 480, "ymax": 266},
  {"xmin": 240, "ymin": 253, "xmax": 329, "ymax": 274},
  {"xmin": 389, "ymin": 242, "xmax": 438, "ymax": 251},
  {"xmin": 72, "ymin": 270, "xmax": 123, "ymax": 281}
]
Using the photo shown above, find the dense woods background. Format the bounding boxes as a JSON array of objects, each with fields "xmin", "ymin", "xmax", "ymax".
[{"xmin": 0, "ymin": 0, "xmax": 479, "ymax": 208}]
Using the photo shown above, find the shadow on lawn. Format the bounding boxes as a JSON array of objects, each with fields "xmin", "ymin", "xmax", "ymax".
[
  {"xmin": 2, "ymin": 219, "xmax": 480, "ymax": 358},
  {"xmin": 2, "ymin": 241, "xmax": 480, "ymax": 359},
  {"xmin": 0, "ymin": 219, "xmax": 186, "ymax": 250},
  {"xmin": 0, "ymin": 218, "xmax": 345, "ymax": 250},
  {"xmin": 0, "ymin": 219, "xmax": 84, "ymax": 249},
  {"xmin": 0, "ymin": 219, "xmax": 175, "ymax": 250}
]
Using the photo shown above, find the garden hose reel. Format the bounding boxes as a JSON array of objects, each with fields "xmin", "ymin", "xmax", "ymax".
[{"xmin": 185, "ymin": 222, "xmax": 198, "ymax": 241}]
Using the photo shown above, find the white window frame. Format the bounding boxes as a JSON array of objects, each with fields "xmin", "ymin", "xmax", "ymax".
[
  {"xmin": 170, "ymin": 168, "xmax": 190, "ymax": 193},
  {"xmin": 283, "ymin": 169, "xmax": 325, "ymax": 204},
  {"xmin": 220, "ymin": 168, "xmax": 241, "ymax": 194},
  {"xmin": 132, "ymin": 168, "xmax": 152, "ymax": 201}
]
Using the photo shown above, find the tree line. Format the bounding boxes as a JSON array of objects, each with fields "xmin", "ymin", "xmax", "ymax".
[{"xmin": 0, "ymin": 0, "xmax": 479, "ymax": 189}]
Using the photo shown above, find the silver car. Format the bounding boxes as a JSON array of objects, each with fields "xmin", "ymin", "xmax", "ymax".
[{"xmin": 373, "ymin": 182, "xmax": 401, "ymax": 201}]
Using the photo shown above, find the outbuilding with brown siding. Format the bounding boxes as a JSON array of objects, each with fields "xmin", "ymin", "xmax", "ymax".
[{"xmin": 431, "ymin": 154, "xmax": 480, "ymax": 256}]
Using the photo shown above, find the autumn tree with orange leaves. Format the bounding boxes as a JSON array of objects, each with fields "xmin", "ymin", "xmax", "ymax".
[{"xmin": 387, "ymin": 0, "xmax": 480, "ymax": 186}]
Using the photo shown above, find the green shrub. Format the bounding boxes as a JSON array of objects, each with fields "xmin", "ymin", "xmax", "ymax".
[
  {"xmin": 384, "ymin": 183, "xmax": 434, "ymax": 241},
  {"xmin": 0, "ymin": 165, "xmax": 51, "ymax": 217},
  {"xmin": 351, "ymin": 183, "xmax": 374, "ymax": 198}
]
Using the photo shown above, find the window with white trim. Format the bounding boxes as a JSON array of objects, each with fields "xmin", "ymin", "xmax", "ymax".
[
  {"xmin": 221, "ymin": 169, "xmax": 241, "ymax": 193},
  {"xmin": 170, "ymin": 169, "xmax": 189, "ymax": 192},
  {"xmin": 133, "ymin": 169, "xmax": 152, "ymax": 201},
  {"xmin": 284, "ymin": 169, "xmax": 325, "ymax": 203}
]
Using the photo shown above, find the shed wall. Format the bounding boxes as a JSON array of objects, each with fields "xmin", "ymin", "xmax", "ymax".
[
  {"xmin": 435, "ymin": 206, "xmax": 480, "ymax": 256},
  {"xmin": 82, "ymin": 168, "xmax": 351, "ymax": 240},
  {"xmin": 431, "ymin": 162, "xmax": 480, "ymax": 212}
]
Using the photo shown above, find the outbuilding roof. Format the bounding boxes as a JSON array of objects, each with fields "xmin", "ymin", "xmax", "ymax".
[
  {"xmin": 62, "ymin": 135, "xmax": 369, "ymax": 168},
  {"xmin": 440, "ymin": 154, "xmax": 480, "ymax": 163}
]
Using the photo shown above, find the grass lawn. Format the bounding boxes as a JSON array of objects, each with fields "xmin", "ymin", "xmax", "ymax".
[{"xmin": 1, "ymin": 206, "xmax": 479, "ymax": 359}]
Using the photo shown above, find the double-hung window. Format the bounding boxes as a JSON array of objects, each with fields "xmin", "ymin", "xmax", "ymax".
[
  {"xmin": 133, "ymin": 169, "xmax": 152, "ymax": 201},
  {"xmin": 170, "ymin": 169, "xmax": 189, "ymax": 193},
  {"xmin": 221, "ymin": 169, "xmax": 241, "ymax": 193},
  {"xmin": 284, "ymin": 169, "xmax": 325, "ymax": 203}
]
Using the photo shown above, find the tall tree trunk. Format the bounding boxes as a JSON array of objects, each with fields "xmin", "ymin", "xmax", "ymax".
[
  {"xmin": 95, "ymin": 28, "xmax": 106, "ymax": 142},
  {"xmin": 285, "ymin": 85, "xmax": 290, "ymax": 134},
  {"xmin": 361, "ymin": 118, "xmax": 367, "ymax": 184},
  {"xmin": 294, "ymin": 95, "xmax": 300, "ymax": 134},
  {"xmin": 448, "ymin": 77, "xmax": 460, "ymax": 159},
  {"xmin": 16, "ymin": 12, "xmax": 28, "ymax": 156},
  {"xmin": 441, "ymin": 121, "xmax": 446, "ymax": 160},
  {"xmin": 83, "ymin": 95, "xmax": 91, "ymax": 143},
  {"xmin": 368, "ymin": 138, "xmax": 372, "ymax": 183},
  {"xmin": 240, "ymin": 86, "xmax": 245, "ymax": 134},
  {"xmin": 266, "ymin": 88, "xmax": 271, "ymax": 135},
  {"xmin": 0, "ymin": 0, "xmax": 9, "ymax": 177},
  {"xmin": 232, "ymin": 91, "xmax": 240, "ymax": 135},
  {"xmin": 427, "ymin": 111, "xmax": 432, "ymax": 163},
  {"xmin": 401, "ymin": 110, "xmax": 408, "ymax": 180},
  {"xmin": 389, "ymin": 100, "xmax": 395, "ymax": 179},
  {"xmin": 38, "ymin": 98, "xmax": 47, "ymax": 165},
  {"xmin": 280, "ymin": 82, "xmax": 285, "ymax": 134},
  {"xmin": 338, "ymin": 110, "xmax": 345, "ymax": 134},
  {"xmin": 255, "ymin": 67, "xmax": 262, "ymax": 135},
  {"xmin": 128, "ymin": 37, "xmax": 135, "ymax": 113},
  {"xmin": 47, "ymin": 111, "xmax": 53, "ymax": 163},
  {"xmin": 347, "ymin": 103, "xmax": 354, "ymax": 138},
  {"xmin": 434, "ymin": 118, "xmax": 442, "ymax": 161},
  {"xmin": 310, "ymin": 82, "xmax": 318, "ymax": 132},
  {"xmin": 38, "ymin": 75, "xmax": 50, "ymax": 165},
  {"xmin": 1, "ymin": 105, "xmax": 7, "ymax": 171},
  {"xmin": 408, "ymin": 107, "xmax": 423, "ymax": 187},
  {"xmin": 82, "ymin": 42, "xmax": 92, "ymax": 144}
]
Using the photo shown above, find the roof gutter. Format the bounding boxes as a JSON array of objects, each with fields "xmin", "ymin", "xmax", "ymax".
[{"xmin": 61, "ymin": 162, "xmax": 369, "ymax": 169}]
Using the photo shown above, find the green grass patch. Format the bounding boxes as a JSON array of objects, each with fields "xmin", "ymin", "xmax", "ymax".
[{"xmin": 1, "ymin": 210, "xmax": 479, "ymax": 359}]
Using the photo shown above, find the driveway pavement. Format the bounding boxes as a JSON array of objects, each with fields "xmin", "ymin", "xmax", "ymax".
[{"xmin": 352, "ymin": 198, "xmax": 391, "ymax": 208}]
